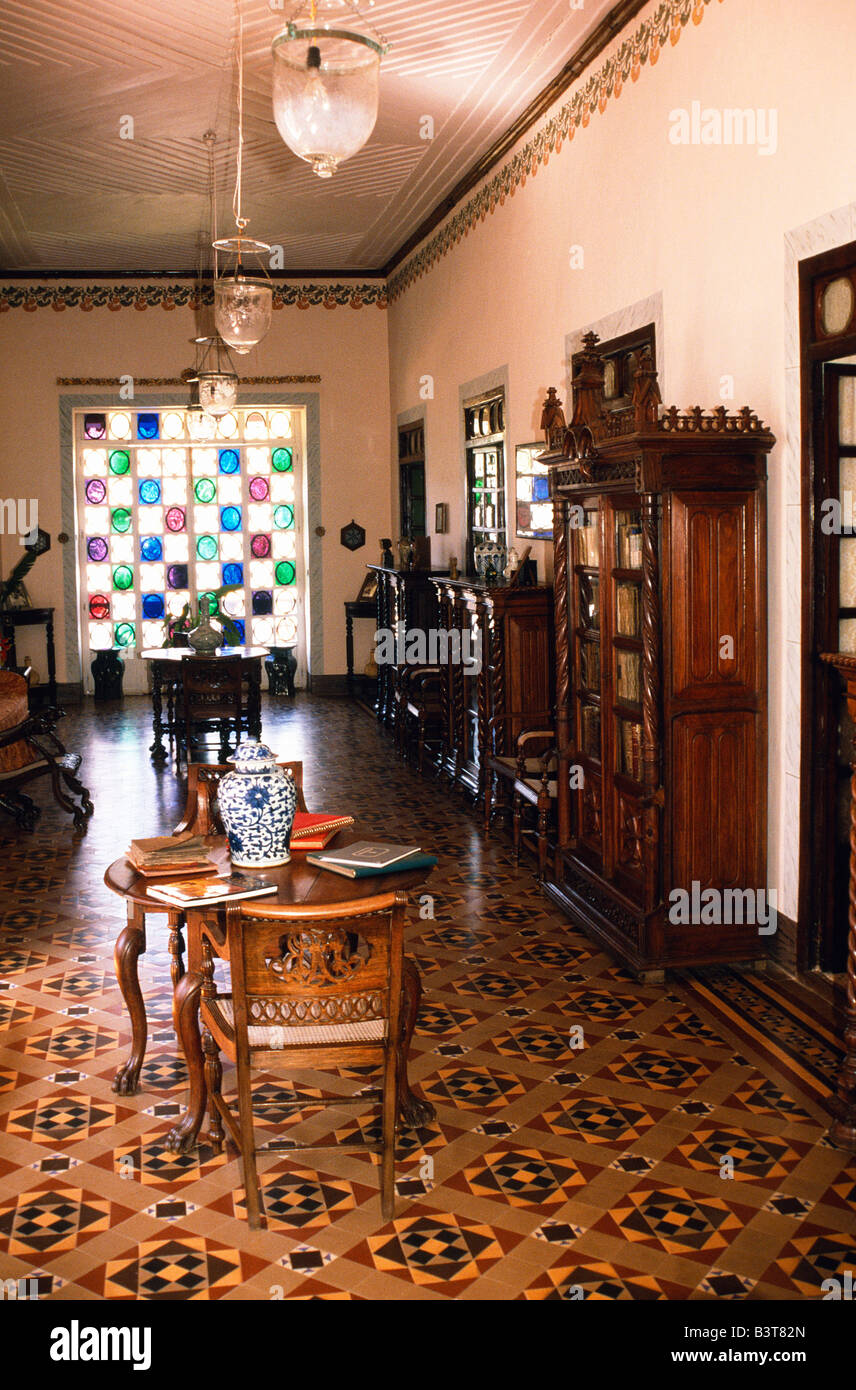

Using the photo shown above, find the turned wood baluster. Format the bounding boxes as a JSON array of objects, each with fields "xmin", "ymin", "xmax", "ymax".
[
  {"xmin": 552, "ymin": 495, "xmax": 572, "ymax": 847},
  {"xmin": 641, "ymin": 491, "xmax": 663, "ymax": 914}
]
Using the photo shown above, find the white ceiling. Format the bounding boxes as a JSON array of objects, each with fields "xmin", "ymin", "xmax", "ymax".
[{"xmin": 0, "ymin": 0, "xmax": 616, "ymax": 274}]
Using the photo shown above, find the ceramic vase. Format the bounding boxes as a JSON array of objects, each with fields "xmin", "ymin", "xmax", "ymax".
[{"xmin": 217, "ymin": 741, "xmax": 298, "ymax": 868}]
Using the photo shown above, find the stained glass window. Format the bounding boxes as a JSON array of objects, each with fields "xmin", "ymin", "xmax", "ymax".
[{"xmin": 74, "ymin": 406, "xmax": 301, "ymax": 662}]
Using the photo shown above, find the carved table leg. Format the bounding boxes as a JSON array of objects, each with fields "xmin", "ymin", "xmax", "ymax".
[
  {"xmin": 149, "ymin": 662, "xmax": 167, "ymax": 763},
  {"xmin": 166, "ymin": 969, "xmax": 207, "ymax": 1153},
  {"xmin": 113, "ymin": 902, "xmax": 147, "ymax": 1095},
  {"xmin": 167, "ymin": 910, "xmax": 185, "ymax": 998},
  {"xmin": 397, "ymin": 958, "xmax": 435, "ymax": 1130}
]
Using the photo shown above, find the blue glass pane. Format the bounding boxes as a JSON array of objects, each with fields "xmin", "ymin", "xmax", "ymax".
[
  {"xmin": 142, "ymin": 593, "xmax": 165, "ymax": 619},
  {"xmin": 232, "ymin": 618, "xmax": 246, "ymax": 644},
  {"xmin": 222, "ymin": 563, "xmax": 243, "ymax": 586},
  {"xmin": 220, "ymin": 506, "xmax": 242, "ymax": 532},
  {"xmin": 140, "ymin": 536, "xmax": 163, "ymax": 562},
  {"xmin": 273, "ymin": 504, "xmax": 294, "ymax": 530},
  {"xmin": 137, "ymin": 413, "xmax": 159, "ymax": 440},
  {"xmin": 139, "ymin": 478, "xmax": 162, "ymax": 505},
  {"xmin": 219, "ymin": 449, "xmax": 240, "ymax": 474},
  {"xmin": 532, "ymin": 475, "xmax": 550, "ymax": 501},
  {"xmin": 252, "ymin": 590, "xmax": 273, "ymax": 616}
]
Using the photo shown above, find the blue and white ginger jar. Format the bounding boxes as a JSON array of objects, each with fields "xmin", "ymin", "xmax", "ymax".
[{"xmin": 217, "ymin": 741, "xmax": 297, "ymax": 869}]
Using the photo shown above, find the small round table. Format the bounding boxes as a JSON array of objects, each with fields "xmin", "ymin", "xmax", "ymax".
[
  {"xmin": 140, "ymin": 646, "xmax": 268, "ymax": 763},
  {"xmin": 105, "ymin": 836, "xmax": 436, "ymax": 1152}
]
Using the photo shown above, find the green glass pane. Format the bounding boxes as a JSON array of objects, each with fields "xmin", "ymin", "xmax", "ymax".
[
  {"xmin": 200, "ymin": 592, "xmax": 218, "ymax": 616},
  {"xmin": 112, "ymin": 564, "xmax": 134, "ymax": 591},
  {"xmin": 272, "ymin": 447, "xmax": 293, "ymax": 472},
  {"xmin": 111, "ymin": 507, "xmax": 132, "ymax": 533},
  {"xmin": 194, "ymin": 477, "xmax": 217, "ymax": 503},
  {"xmin": 273, "ymin": 504, "xmax": 294, "ymax": 530},
  {"xmin": 275, "ymin": 560, "xmax": 296, "ymax": 586},
  {"xmin": 114, "ymin": 622, "xmax": 135, "ymax": 647},
  {"xmin": 196, "ymin": 534, "xmax": 218, "ymax": 561},
  {"xmin": 109, "ymin": 449, "xmax": 131, "ymax": 475}
]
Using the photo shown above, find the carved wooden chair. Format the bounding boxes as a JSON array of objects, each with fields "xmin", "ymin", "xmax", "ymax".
[
  {"xmin": 395, "ymin": 665, "xmax": 444, "ymax": 773},
  {"xmin": 179, "ymin": 655, "xmax": 246, "ymax": 764},
  {"xmin": 198, "ymin": 892, "xmax": 408, "ymax": 1228},
  {"xmin": 174, "ymin": 759, "xmax": 308, "ymax": 837},
  {"xmin": 0, "ymin": 671, "xmax": 93, "ymax": 830},
  {"xmin": 484, "ymin": 710, "xmax": 558, "ymax": 878}
]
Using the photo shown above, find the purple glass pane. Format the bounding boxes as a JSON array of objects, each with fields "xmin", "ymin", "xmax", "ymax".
[
  {"xmin": 87, "ymin": 537, "xmax": 108, "ymax": 562},
  {"xmin": 85, "ymin": 478, "xmax": 107, "ymax": 505}
]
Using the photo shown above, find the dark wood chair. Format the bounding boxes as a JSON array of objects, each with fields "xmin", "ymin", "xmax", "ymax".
[
  {"xmin": 198, "ymin": 891, "xmax": 408, "ymax": 1228},
  {"xmin": 0, "ymin": 671, "xmax": 93, "ymax": 830},
  {"xmin": 484, "ymin": 710, "xmax": 558, "ymax": 877},
  {"xmin": 179, "ymin": 655, "xmax": 246, "ymax": 764},
  {"xmin": 395, "ymin": 665, "xmax": 444, "ymax": 773},
  {"xmin": 174, "ymin": 759, "xmax": 308, "ymax": 837}
]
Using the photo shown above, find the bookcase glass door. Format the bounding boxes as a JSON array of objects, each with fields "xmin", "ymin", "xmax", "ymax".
[{"xmin": 74, "ymin": 405, "xmax": 305, "ymax": 693}]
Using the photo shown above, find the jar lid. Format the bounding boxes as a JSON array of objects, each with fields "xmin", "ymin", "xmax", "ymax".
[{"xmin": 229, "ymin": 740, "xmax": 277, "ymax": 770}]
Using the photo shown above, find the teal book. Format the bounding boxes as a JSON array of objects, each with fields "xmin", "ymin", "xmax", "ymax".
[{"xmin": 306, "ymin": 852, "xmax": 437, "ymax": 879}]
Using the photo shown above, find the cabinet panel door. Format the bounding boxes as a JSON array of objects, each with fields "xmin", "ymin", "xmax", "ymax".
[
  {"xmin": 670, "ymin": 712, "xmax": 758, "ymax": 890},
  {"xmin": 669, "ymin": 492, "xmax": 757, "ymax": 702}
]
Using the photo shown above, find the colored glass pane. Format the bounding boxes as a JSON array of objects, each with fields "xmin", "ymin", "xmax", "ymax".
[
  {"xmin": 220, "ymin": 506, "xmax": 242, "ymax": 532},
  {"xmin": 272, "ymin": 447, "xmax": 292, "ymax": 472},
  {"xmin": 87, "ymin": 536, "xmax": 109, "ymax": 562},
  {"xmin": 275, "ymin": 560, "xmax": 296, "ymax": 586},
  {"xmin": 165, "ymin": 507, "xmax": 186, "ymax": 532},
  {"xmin": 109, "ymin": 450, "xmax": 131, "ymax": 475},
  {"xmin": 219, "ymin": 449, "xmax": 240, "ymax": 474},
  {"xmin": 140, "ymin": 536, "xmax": 163, "ymax": 562},
  {"xmin": 196, "ymin": 535, "xmax": 218, "ymax": 561},
  {"xmin": 111, "ymin": 507, "xmax": 132, "ymax": 533},
  {"xmin": 222, "ymin": 563, "xmax": 243, "ymax": 586},
  {"xmin": 84, "ymin": 413, "xmax": 106, "ymax": 439},
  {"xmin": 249, "ymin": 476, "xmax": 269, "ymax": 502},
  {"xmin": 137, "ymin": 413, "xmax": 159, "ymax": 440},
  {"xmin": 252, "ymin": 590, "xmax": 273, "ymax": 616},
  {"xmin": 194, "ymin": 477, "xmax": 217, "ymax": 503},
  {"xmin": 274, "ymin": 504, "xmax": 294, "ymax": 530},
  {"xmin": 142, "ymin": 593, "xmax": 165, "ymax": 619},
  {"xmin": 251, "ymin": 534, "xmax": 271, "ymax": 559},
  {"xmin": 139, "ymin": 479, "xmax": 161, "ymax": 504},
  {"xmin": 199, "ymin": 592, "xmax": 218, "ymax": 616},
  {"xmin": 114, "ymin": 622, "xmax": 136, "ymax": 647},
  {"xmin": 232, "ymin": 618, "xmax": 246, "ymax": 644},
  {"xmin": 89, "ymin": 594, "xmax": 110, "ymax": 620},
  {"xmin": 167, "ymin": 563, "xmax": 188, "ymax": 590},
  {"xmin": 112, "ymin": 564, "xmax": 134, "ymax": 591}
]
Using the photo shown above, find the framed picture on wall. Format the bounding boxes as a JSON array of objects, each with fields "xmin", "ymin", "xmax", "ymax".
[
  {"xmin": 434, "ymin": 502, "xmax": 449, "ymax": 534},
  {"xmin": 515, "ymin": 442, "xmax": 553, "ymax": 540}
]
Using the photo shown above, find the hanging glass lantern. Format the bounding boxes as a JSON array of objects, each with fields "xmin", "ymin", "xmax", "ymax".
[
  {"xmin": 212, "ymin": 238, "xmax": 273, "ymax": 355},
  {"xmin": 187, "ymin": 335, "xmax": 239, "ymax": 418},
  {"xmin": 272, "ymin": 1, "xmax": 387, "ymax": 179}
]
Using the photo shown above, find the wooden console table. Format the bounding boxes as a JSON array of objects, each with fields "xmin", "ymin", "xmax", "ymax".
[
  {"xmin": 0, "ymin": 606, "xmax": 58, "ymax": 709},
  {"xmin": 344, "ymin": 598, "xmax": 376, "ymax": 698},
  {"xmin": 820, "ymin": 651, "xmax": 856, "ymax": 1150}
]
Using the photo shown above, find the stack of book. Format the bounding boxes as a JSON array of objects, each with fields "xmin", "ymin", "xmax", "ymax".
[
  {"xmin": 619, "ymin": 720, "xmax": 642, "ymax": 781},
  {"xmin": 616, "ymin": 653, "xmax": 641, "ymax": 704},
  {"xmin": 306, "ymin": 842, "xmax": 437, "ymax": 879},
  {"xmin": 127, "ymin": 833, "xmax": 216, "ymax": 877},
  {"xmin": 616, "ymin": 519, "xmax": 643, "ymax": 569},
  {"xmin": 146, "ymin": 873, "xmax": 277, "ymax": 907},
  {"xmin": 576, "ymin": 521, "xmax": 600, "ymax": 567},
  {"xmin": 616, "ymin": 582, "xmax": 642, "ymax": 637},
  {"xmin": 289, "ymin": 812, "xmax": 355, "ymax": 851}
]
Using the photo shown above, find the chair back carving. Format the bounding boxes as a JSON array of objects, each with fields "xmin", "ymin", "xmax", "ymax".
[
  {"xmin": 175, "ymin": 759, "xmax": 307, "ymax": 836},
  {"xmin": 224, "ymin": 894, "xmax": 406, "ymax": 1039}
]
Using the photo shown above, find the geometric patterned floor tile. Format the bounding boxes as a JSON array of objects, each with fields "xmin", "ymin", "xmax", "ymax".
[
  {"xmin": 22, "ymin": 1024, "xmax": 120, "ymax": 1061},
  {"xmin": 719, "ymin": 1075, "xmax": 815, "ymax": 1122},
  {"xmin": 229, "ymin": 1168, "xmax": 370, "ymax": 1229},
  {"xmin": 0, "ymin": 1185, "xmax": 127, "ymax": 1257},
  {"xmin": 3, "ymin": 1093, "xmax": 125, "ymax": 1146},
  {"xmin": 364, "ymin": 1210, "xmax": 517, "ymax": 1293},
  {"xmin": 758, "ymin": 1224, "xmax": 856, "ymax": 1297},
  {"xmin": 85, "ymin": 1234, "xmax": 267, "ymax": 1300},
  {"xmin": 420, "ymin": 1066, "xmax": 531, "ymax": 1111},
  {"xmin": 526, "ymin": 1091, "xmax": 667, "ymax": 1145},
  {"xmin": 448, "ymin": 1147, "xmax": 592, "ymax": 1208},
  {"xmin": 666, "ymin": 1127, "xmax": 812, "ymax": 1186},
  {"xmin": 415, "ymin": 1001, "xmax": 484, "ymax": 1036},
  {"xmin": 695, "ymin": 1268, "xmax": 756, "ymax": 1298},
  {"xmin": 592, "ymin": 1182, "xmax": 756, "ymax": 1263},
  {"xmin": 522, "ymin": 1257, "xmax": 690, "ymax": 1300},
  {"xmin": 481, "ymin": 1024, "xmax": 571, "ymax": 1064},
  {"xmin": 448, "ymin": 970, "xmax": 539, "ymax": 1001},
  {"xmin": 102, "ymin": 1138, "xmax": 227, "ymax": 1188},
  {"xmin": 596, "ymin": 1047, "xmax": 716, "ymax": 1093}
]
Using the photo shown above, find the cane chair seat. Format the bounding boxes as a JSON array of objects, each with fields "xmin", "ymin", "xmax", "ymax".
[{"xmin": 206, "ymin": 994, "xmax": 388, "ymax": 1048}]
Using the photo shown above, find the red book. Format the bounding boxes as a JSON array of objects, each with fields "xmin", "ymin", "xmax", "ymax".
[{"xmin": 290, "ymin": 812, "xmax": 355, "ymax": 851}]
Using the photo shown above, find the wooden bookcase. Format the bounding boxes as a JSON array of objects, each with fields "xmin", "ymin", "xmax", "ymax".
[{"xmin": 542, "ymin": 335, "xmax": 775, "ymax": 979}]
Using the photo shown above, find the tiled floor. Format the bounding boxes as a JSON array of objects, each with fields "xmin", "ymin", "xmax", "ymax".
[{"xmin": 0, "ymin": 694, "xmax": 854, "ymax": 1300}]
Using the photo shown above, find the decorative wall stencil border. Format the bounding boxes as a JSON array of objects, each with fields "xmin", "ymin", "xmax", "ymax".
[
  {"xmin": 57, "ymin": 389, "xmax": 324, "ymax": 686},
  {"xmin": 1, "ymin": 283, "xmax": 387, "ymax": 313},
  {"xmin": 387, "ymin": 0, "xmax": 720, "ymax": 303},
  {"xmin": 57, "ymin": 376, "xmax": 321, "ymax": 386}
]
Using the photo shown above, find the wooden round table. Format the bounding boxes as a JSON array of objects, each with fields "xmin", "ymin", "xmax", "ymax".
[{"xmin": 105, "ymin": 836, "xmax": 436, "ymax": 1151}]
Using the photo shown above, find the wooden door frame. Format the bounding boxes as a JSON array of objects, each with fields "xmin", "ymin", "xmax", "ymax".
[{"xmin": 798, "ymin": 240, "xmax": 856, "ymax": 970}]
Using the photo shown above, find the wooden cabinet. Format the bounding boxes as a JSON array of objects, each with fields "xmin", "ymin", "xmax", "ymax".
[
  {"xmin": 542, "ymin": 335, "xmax": 775, "ymax": 978},
  {"xmin": 368, "ymin": 566, "xmax": 446, "ymax": 725},
  {"xmin": 431, "ymin": 577, "xmax": 554, "ymax": 799}
]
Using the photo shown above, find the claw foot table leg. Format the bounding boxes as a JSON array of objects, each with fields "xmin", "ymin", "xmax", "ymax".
[
  {"xmin": 397, "ymin": 957, "xmax": 435, "ymax": 1129},
  {"xmin": 166, "ymin": 970, "xmax": 206, "ymax": 1154},
  {"xmin": 113, "ymin": 904, "xmax": 147, "ymax": 1095}
]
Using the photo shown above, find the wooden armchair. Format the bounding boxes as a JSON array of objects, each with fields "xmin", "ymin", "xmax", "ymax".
[
  {"xmin": 0, "ymin": 672, "xmax": 93, "ymax": 831},
  {"xmin": 395, "ymin": 665, "xmax": 444, "ymax": 773},
  {"xmin": 196, "ymin": 892, "xmax": 408, "ymax": 1228},
  {"xmin": 174, "ymin": 759, "xmax": 308, "ymax": 836},
  {"xmin": 179, "ymin": 655, "xmax": 246, "ymax": 764},
  {"xmin": 484, "ymin": 710, "xmax": 558, "ymax": 877}
]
